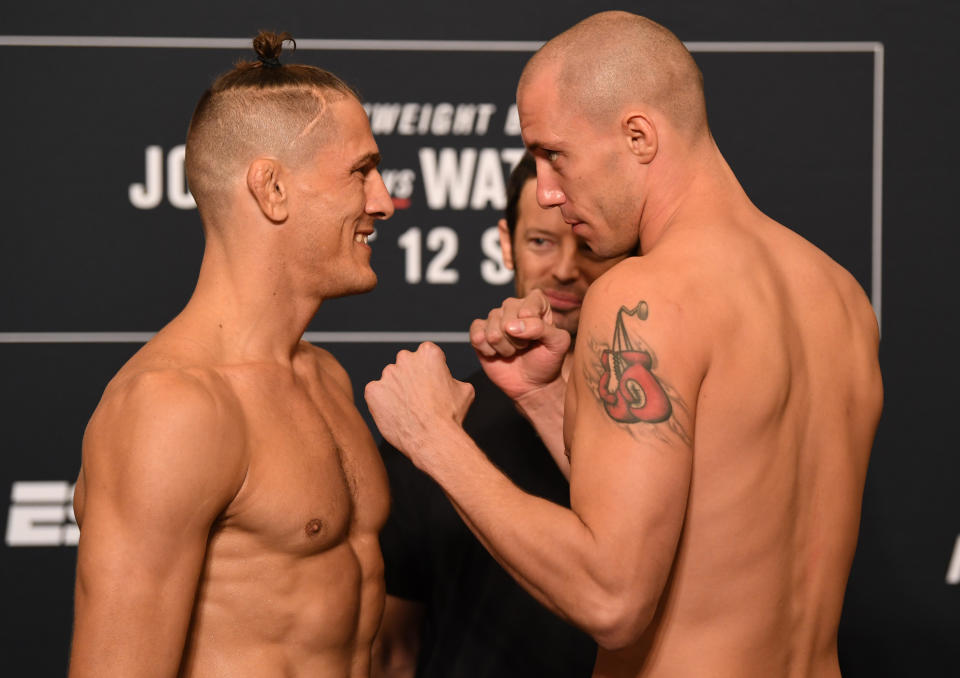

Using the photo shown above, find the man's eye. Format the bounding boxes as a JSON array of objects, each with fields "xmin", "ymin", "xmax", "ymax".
[
  {"xmin": 546, "ymin": 150, "xmax": 559, "ymax": 163},
  {"xmin": 529, "ymin": 237, "xmax": 554, "ymax": 249}
]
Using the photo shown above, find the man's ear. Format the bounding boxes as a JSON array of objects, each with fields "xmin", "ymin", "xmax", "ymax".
[
  {"xmin": 246, "ymin": 157, "xmax": 288, "ymax": 223},
  {"xmin": 623, "ymin": 113, "xmax": 658, "ymax": 164},
  {"xmin": 497, "ymin": 218, "xmax": 515, "ymax": 270}
]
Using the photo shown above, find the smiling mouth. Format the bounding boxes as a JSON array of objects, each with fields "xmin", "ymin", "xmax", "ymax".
[{"xmin": 354, "ymin": 233, "xmax": 370, "ymax": 245}]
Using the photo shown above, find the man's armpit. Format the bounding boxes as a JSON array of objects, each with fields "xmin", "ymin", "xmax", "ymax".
[{"xmin": 582, "ymin": 300, "xmax": 692, "ymax": 446}]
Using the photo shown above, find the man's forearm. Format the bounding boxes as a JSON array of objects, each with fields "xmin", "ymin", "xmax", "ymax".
[
  {"xmin": 513, "ymin": 377, "xmax": 570, "ymax": 478},
  {"xmin": 414, "ymin": 423, "xmax": 615, "ymax": 634}
]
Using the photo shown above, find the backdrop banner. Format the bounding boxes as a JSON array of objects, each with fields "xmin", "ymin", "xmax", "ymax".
[{"xmin": 2, "ymin": 1, "xmax": 957, "ymax": 675}]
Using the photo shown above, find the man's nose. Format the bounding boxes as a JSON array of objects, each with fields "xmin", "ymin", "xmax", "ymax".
[
  {"xmin": 553, "ymin": 241, "xmax": 580, "ymax": 283},
  {"xmin": 535, "ymin": 163, "xmax": 565, "ymax": 208},
  {"xmin": 367, "ymin": 170, "xmax": 395, "ymax": 220}
]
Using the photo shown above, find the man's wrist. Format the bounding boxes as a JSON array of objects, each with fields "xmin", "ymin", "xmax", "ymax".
[
  {"xmin": 407, "ymin": 418, "xmax": 473, "ymax": 476},
  {"xmin": 513, "ymin": 377, "xmax": 566, "ymax": 422}
]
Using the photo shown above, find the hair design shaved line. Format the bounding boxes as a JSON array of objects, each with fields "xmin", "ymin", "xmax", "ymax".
[
  {"xmin": 291, "ymin": 89, "xmax": 329, "ymax": 144},
  {"xmin": 184, "ymin": 30, "xmax": 359, "ymax": 222}
]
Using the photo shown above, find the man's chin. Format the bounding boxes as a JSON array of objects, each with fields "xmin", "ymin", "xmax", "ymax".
[
  {"xmin": 327, "ymin": 271, "xmax": 378, "ymax": 299},
  {"xmin": 353, "ymin": 272, "xmax": 378, "ymax": 295},
  {"xmin": 577, "ymin": 226, "xmax": 639, "ymax": 259}
]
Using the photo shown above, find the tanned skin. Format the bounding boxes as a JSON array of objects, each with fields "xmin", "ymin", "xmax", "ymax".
[
  {"xmin": 371, "ymin": 176, "xmax": 624, "ymax": 678},
  {"xmin": 365, "ymin": 11, "xmax": 882, "ymax": 678},
  {"xmin": 70, "ymin": 95, "xmax": 395, "ymax": 678}
]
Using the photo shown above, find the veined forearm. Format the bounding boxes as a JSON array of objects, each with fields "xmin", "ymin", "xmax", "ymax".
[
  {"xmin": 442, "ymin": 490, "xmax": 567, "ymax": 620},
  {"xmin": 417, "ymin": 424, "xmax": 619, "ymax": 635},
  {"xmin": 513, "ymin": 377, "xmax": 570, "ymax": 478}
]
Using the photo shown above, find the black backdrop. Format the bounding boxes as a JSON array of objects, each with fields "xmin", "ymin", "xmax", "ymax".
[{"xmin": 1, "ymin": 1, "xmax": 957, "ymax": 675}]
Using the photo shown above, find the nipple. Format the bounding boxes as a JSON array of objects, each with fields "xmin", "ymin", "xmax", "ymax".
[{"xmin": 304, "ymin": 518, "xmax": 323, "ymax": 537}]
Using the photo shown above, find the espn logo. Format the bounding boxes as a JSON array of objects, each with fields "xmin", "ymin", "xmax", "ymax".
[{"xmin": 5, "ymin": 481, "xmax": 78, "ymax": 547}]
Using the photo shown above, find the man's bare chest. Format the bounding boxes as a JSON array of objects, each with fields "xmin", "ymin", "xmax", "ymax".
[{"xmin": 217, "ymin": 377, "xmax": 389, "ymax": 557}]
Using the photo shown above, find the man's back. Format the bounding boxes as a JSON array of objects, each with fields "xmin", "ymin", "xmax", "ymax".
[
  {"xmin": 590, "ymin": 209, "xmax": 882, "ymax": 677},
  {"xmin": 73, "ymin": 331, "xmax": 389, "ymax": 677}
]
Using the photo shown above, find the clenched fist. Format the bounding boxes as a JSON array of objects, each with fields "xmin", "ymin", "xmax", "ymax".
[
  {"xmin": 470, "ymin": 289, "xmax": 571, "ymax": 401},
  {"xmin": 365, "ymin": 342, "xmax": 475, "ymax": 467}
]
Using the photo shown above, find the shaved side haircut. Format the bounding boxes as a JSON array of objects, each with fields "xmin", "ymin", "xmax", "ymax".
[
  {"xmin": 522, "ymin": 11, "xmax": 708, "ymax": 138},
  {"xmin": 185, "ymin": 31, "xmax": 359, "ymax": 219}
]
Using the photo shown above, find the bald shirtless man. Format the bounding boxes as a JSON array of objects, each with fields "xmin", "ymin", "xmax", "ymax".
[
  {"xmin": 70, "ymin": 32, "xmax": 394, "ymax": 677},
  {"xmin": 365, "ymin": 11, "xmax": 882, "ymax": 678}
]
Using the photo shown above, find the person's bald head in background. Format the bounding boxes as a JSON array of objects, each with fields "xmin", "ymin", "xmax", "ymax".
[{"xmin": 517, "ymin": 11, "xmax": 713, "ymax": 258}]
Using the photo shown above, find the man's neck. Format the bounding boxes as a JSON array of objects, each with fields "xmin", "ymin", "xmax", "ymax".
[
  {"xmin": 636, "ymin": 142, "xmax": 749, "ymax": 254},
  {"xmin": 171, "ymin": 238, "xmax": 322, "ymax": 367}
]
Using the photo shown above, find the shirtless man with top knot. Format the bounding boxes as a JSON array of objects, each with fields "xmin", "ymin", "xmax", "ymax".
[{"xmin": 70, "ymin": 32, "xmax": 394, "ymax": 677}]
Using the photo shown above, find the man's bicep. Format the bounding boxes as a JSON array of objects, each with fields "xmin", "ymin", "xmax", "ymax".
[
  {"xmin": 566, "ymin": 286, "xmax": 700, "ymax": 600},
  {"xmin": 71, "ymin": 374, "xmax": 243, "ymax": 675},
  {"xmin": 573, "ymin": 289, "xmax": 696, "ymax": 448},
  {"xmin": 80, "ymin": 375, "xmax": 240, "ymax": 555}
]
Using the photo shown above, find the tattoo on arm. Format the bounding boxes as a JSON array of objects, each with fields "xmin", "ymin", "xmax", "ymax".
[{"xmin": 585, "ymin": 301, "xmax": 692, "ymax": 446}]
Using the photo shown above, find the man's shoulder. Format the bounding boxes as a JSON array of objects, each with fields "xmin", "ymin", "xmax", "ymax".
[
  {"xmin": 579, "ymin": 256, "xmax": 702, "ymax": 342},
  {"xmin": 584, "ymin": 253, "xmax": 693, "ymax": 299},
  {"xmin": 80, "ymin": 363, "xmax": 247, "ymax": 531},
  {"xmin": 296, "ymin": 341, "xmax": 354, "ymax": 396},
  {"xmin": 99, "ymin": 360, "xmax": 234, "ymax": 423},
  {"xmin": 86, "ymin": 363, "xmax": 245, "ymax": 482}
]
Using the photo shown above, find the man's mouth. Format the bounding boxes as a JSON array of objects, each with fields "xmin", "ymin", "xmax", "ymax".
[
  {"xmin": 354, "ymin": 233, "xmax": 369, "ymax": 245},
  {"xmin": 560, "ymin": 209, "xmax": 582, "ymax": 226},
  {"xmin": 543, "ymin": 289, "xmax": 583, "ymax": 311}
]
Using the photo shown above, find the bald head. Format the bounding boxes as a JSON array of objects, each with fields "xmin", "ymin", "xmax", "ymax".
[
  {"xmin": 185, "ymin": 31, "xmax": 359, "ymax": 221},
  {"xmin": 521, "ymin": 11, "xmax": 708, "ymax": 138}
]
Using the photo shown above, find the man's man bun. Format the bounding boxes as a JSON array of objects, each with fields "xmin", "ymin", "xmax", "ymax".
[{"xmin": 252, "ymin": 30, "xmax": 294, "ymax": 66}]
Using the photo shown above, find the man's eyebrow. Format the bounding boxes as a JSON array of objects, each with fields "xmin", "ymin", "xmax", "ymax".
[
  {"xmin": 524, "ymin": 228, "xmax": 560, "ymax": 238},
  {"xmin": 352, "ymin": 152, "xmax": 381, "ymax": 170},
  {"xmin": 525, "ymin": 142, "xmax": 561, "ymax": 156}
]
